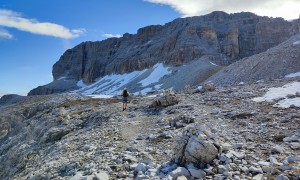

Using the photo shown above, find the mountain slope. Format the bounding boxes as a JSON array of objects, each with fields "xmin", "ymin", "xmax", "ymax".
[
  {"xmin": 72, "ymin": 56, "xmax": 221, "ymax": 95},
  {"xmin": 206, "ymin": 34, "xmax": 300, "ymax": 86},
  {"xmin": 2, "ymin": 78, "xmax": 300, "ymax": 179}
]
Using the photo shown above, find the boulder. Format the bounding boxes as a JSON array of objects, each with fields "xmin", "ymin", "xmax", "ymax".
[
  {"xmin": 40, "ymin": 127, "xmax": 71, "ymax": 143},
  {"xmin": 173, "ymin": 125, "xmax": 221, "ymax": 168},
  {"xmin": 150, "ymin": 91, "xmax": 179, "ymax": 107}
]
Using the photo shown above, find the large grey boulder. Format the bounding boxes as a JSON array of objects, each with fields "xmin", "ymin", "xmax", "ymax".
[
  {"xmin": 173, "ymin": 125, "xmax": 221, "ymax": 168},
  {"xmin": 150, "ymin": 91, "xmax": 179, "ymax": 107}
]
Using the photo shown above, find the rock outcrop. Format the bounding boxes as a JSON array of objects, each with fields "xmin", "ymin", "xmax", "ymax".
[
  {"xmin": 206, "ymin": 34, "xmax": 300, "ymax": 86},
  {"xmin": 30, "ymin": 11, "xmax": 299, "ymax": 95}
]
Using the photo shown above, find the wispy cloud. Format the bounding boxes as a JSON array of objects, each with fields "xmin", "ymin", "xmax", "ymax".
[
  {"xmin": 144, "ymin": 0, "xmax": 300, "ymax": 20},
  {"xmin": 102, "ymin": 33, "xmax": 122, "ymax": 38},
  {"xmin": 0, "ymin": 9, "xmax": 86, "ymax": 39},
  {"xmin": 0, "ymin": 28, "xmax": 13, "ymax": 39}
]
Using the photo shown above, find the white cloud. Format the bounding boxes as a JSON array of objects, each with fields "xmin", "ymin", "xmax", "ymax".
[
  {"xmin": 0, "ymin": 9, "xmax": 85, "ymax": 39},
  {"xmin": 144, "ymin": 0, "xmax": 300, "ymax": 20},
  {"xmin": 0, "ymin": 28, "xmax": 13, "ymax": 39},
  {"xmin": 102, "ymin": 33, "xmax": 122, "ymax": 38}
]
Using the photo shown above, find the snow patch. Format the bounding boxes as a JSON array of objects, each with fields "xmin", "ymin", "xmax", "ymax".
[
  {"xmin": 87, "ymin": 95, "xmax": 114, "ymax": 99},
  {"xmin": 76, "ymin": 80, "xmax": 87, "ymax": 88},
  {"xmin": 73, "ymin": 69, "xmax": 147, "ymax": 95},
  {"xmin": 285, "ymin": 72, "xmax": 300, "ymax": 78},
  {"xmin": 252, "ymin": 82, "xmax": 300, "ymax": 108},
  {"xmin": 274, "ymin": 97, "xmax": 300, "ymax": 108},
  {"xmin": 139, "ymin": 63, "xmax": 171, "ymax": 87},
  {"xmin": 210, "ymin": 61, "xmax": 218, "ymax": 66},
  {"xmin": 293, "ymin": 40, "xmax": 300, "ymax": 46},
  {"xmin": 58, "ymin": 76, "xmax": 67, "ymax": 80}
]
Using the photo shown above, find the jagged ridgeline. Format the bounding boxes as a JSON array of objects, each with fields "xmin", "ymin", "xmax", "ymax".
[{"xmin": 28, "ymin": 11, "xmax": 299, "ymax": 95}]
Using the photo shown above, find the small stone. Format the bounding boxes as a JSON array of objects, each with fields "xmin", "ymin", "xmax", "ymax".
[
  {"xmin": 93, "ymin": 172, "xmax": 109, "ymax": 180},
  {"xmin": 274, "ymin": 132, "xmax": 285, "ymax": 141},
  {"xmin": 219, "ymin": 154, "xmax": 229, "ymax": 162},
  {"xmin": 70, "ymin": 172, "xmax": 83, "ymax": 180},
  {"xmin": 135, "ymin": 163, "xmax": 148, "ymax": 172},
  {"xmin": 280, "ymin": 165, "xmax": 293, "ymax": 171},
  {"xmin": 249, "ymin": 166, "xmax": 263, "ymax": 174},
  {"xmin": 252, "ymin": 174, "xmax": 263, "ymax": 180},
  {"xmin": 242, "ymin": 159, "xmax": 248, "ymax": 165},
  {"xmin": 221, "ymin": 143, "xmax": 232, "ymax": 152},
  {"xmin": 176, "ymin": 175, "xmax": 188, "ymax": 180},
  {"xmin": 239, "ymin": 166, "xmax": 249, "ymax": 174},
  {"xmin": 218, "ymin": 165, "xmax": 227, "ymax": 174},
  {"xmin": 130, "ymin": 163, "xmax": 138, "ymax": 170},
  {"xmin": 233, "ymin": 175, "xmax": 240, "ymax": 180},
  {"xmin": 262, "ymin": 166, "xmax": 276, "ymax": 174},
  {"xmin": 223, "ymin": 171, "xmax": 232, "ymax": 177},
  {"xmin": 258, "ymin": 161, "xmax": 270, "ymax": 166},
  {"xmin": 271, "ymin": 145, "xmax": 284, "ymax": 154},
  {"xmin": 283, "ymin": 135, "xmax": 300, "ymax": 142},
  {"xmin": 188, "ymin": 168, "xmax": 206, "ymax": 179},
  {"xmin": 275, "ymin": 175, "xmax": 289, "ymax": 180},
  {"xmin": 211, "ymin": 108, "xmax": 220, "ymax": 115},
  {"xmin": 286, "ymin": 155, "xmax": 299, "ymax": 163},
  {"xmin": 169, "ymin": 167, "xmax": 190, "ymax": 179},
  {"xmin": 233, "ymin": 143, "xmax": 244, "ymax": 149},
  {"xmin": 232, "ymin": 151, "xmax": 245, "ymax": 159}
]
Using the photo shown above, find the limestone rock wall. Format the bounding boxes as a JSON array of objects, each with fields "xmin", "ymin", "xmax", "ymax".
[{"xmin": 31, "ymin": 11, "xmax": 299, "ymax": 95}]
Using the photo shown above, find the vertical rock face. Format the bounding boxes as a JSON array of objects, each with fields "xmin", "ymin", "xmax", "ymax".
[
  {"xmin": 52, "ymin": 12, "xmax": 298, "ymax": 84},
  {"xmin": 30, "ymin": 11, "xmax": 299, "ymax": 95}
]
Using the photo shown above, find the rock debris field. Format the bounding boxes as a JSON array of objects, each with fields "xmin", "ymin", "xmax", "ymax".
[{"xmin": 0, "ymin": 78, "xmax": 299, "ymax": 180}]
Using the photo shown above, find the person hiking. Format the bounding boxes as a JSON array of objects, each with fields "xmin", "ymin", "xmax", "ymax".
[{"xmin": 121, "ymin": 88, "xmax": 130, "ymax": 111}]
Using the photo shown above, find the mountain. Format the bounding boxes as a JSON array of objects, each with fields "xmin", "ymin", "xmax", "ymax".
[
  {"xmin": 205, "ymin": 34, "xmax": 300, "ymax": 86},
  {"xmin": 28, "ymin": 11, "xmax": 299, "ymax": 95}
]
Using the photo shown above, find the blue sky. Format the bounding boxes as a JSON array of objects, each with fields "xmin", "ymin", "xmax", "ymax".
[{"xmin": 0, "ymin": 0, "xmax": 299, "ymax": 96}]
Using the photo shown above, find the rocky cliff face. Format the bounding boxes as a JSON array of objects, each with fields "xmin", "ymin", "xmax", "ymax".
[
  {"xmin": 206, "ymin": 34, "xmax": 300, "ymax": 86},
  {"xmin": 29, "ymin": 11, "xmax": 299, "ymax": 95}
]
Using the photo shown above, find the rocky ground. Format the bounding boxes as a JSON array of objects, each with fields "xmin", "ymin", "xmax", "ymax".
[{"xmin": 0, "ymin": 77, "xmax": 299, "ymax": 180}]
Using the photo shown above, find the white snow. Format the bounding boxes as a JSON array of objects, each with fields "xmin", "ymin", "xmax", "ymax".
[
  {"xmin": 73, "ymin": 69, "xmax": 147, "ymax": 95},
  {"xmin": 58, "ymin": 76, "xmax": 67, "ymax": 80},
  {"xmin": 73, "ymin": 63, "xmax": 172, "ymax": 96},
  {"xmin": 87, "ymin": 94, "xmax": 114, "ymax": 99},
  {"xmin": 210, "ymin": 61, "xmax": 218, "ymax": 66},
  {"xmin": 274, "ymin": 97, "xmax": 300, "ymax": 108},
  {"xmin": 252, "ymin": 82, "xmax": 300, "ymax": 108},
  {"xmin": 285, "ymin": 71, "xmax": 300, "ymax": 78},
  {"xmin": 154, "ymin": 84, "xmax": 163, "ymax": 90},
  {"xmin": 76, "ymin": 80, "xmax": 87, "ymax": 88},
  {"xmin": 139, "ymin": 63, "xmax": 171, "ymax": 87},
  {"xmin": 293, "ymin": 40, "xmax": 300, "ymax": 45}
]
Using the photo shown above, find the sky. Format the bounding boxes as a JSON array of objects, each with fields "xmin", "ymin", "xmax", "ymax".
[{"xmin": 0, "ymin": 0, "xmax": 299, "ymax": 96}]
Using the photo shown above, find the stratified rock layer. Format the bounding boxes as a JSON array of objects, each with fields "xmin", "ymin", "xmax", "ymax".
[{"xmin": 29, "ymin": 11, "xmax": 299, "ymax": 95}]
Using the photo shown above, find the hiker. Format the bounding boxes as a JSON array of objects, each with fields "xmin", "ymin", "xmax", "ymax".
[{"xmin": 121, "ymin": 88, "xmax": 130, "ymax": 111}]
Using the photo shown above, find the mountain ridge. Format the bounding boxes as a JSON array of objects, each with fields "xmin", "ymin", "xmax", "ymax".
[{"xmin": 28, "ymin": 11, "xmax": 300, "ymax": 95}]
